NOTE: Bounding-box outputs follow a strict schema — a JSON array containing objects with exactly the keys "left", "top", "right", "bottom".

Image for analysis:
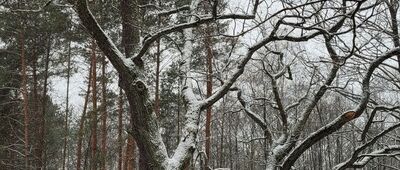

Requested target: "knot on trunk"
[{"left": 135, "top": 81, "right": 147, "bottom": 93}]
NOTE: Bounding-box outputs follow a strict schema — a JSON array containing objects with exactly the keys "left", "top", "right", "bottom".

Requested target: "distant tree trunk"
[
  {"left": 154, "top": 11, "right": 162, "bottom": 117},
  {"left": 177, "top": 87, "right": 181, "bottom": 144},
  {"left": 249, "top": 123, "right": 255, "bottom": 170},
  {"left": 39, "top": 35, "right": 51, "bottom": 170},
  {"left": 20, "top": 31, "right": 30, "bottom": 169},
  {"left": 204, "top": 23, "right": 213, "bottom": 170},
  {"left": 228, "top": 112, "right": 233, "bottom": 169},
  {"left": 117, "top": 88, "right": 123, "bottom": 170},
  {"left": 62, "top": 41, "right": 72, "bottom": 170},
  {"left": 219, "top": 99, "right": 225, "bottom": 167},
  {"left": 31, "top": 51, "right": 40, "bottom": 169},
  {"left": 262, "top": 77, "right": 269, "bottom": 162},
  {"left": 76, "top": 59, "right": 93, "bottom": 170},
  {"left": 100, "top": 54, "right": 108, "bottom": 170},
  {"left": 90, "top": 40, "right": 98, "bottom": 170},
  {"left": 154, "top": 31, "right": 161, "bottom": 117}
]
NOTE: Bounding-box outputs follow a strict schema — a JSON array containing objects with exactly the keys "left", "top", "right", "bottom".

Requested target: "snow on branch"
[
  {"left": 333, "top": 123, "right": 400, "bottom": 170},
  {"left": 167, "top": 0, "right": 202, "bottom": 168},
  {"left": 360, "top": 105, "right": 400, "bottom": 141},
  {"left": 0, "top": 1, "right": 53, "bottom": 13},
  {"left": 71, "top": 1, "right": 170, "bottom": 167},
  {"left": 237, "top": 90, "right": 268, "bottom": 130},
  {"left": 132, "top": 13, "right": 256, "bottom": 61},
  {"left": 155, "top": 5, "right": 190, "bottom": 17},
  {"left": 168, "top": 0, "right": 263, "bottom": 167},
  {"left": 71, "top": 0, "right": 134, "bottom": 76},
  {"left": 0, "top": 5, "right": 10, "bottom": 12},
  {"left": 281, "top": 47, "right": 400, "bottom": 170},
  {"left": 351, "top": 145, "right": 400, "bottom": 167},
  {"left": 261, "top": 61, "right": 290, "bottom": 131},
  {"left": 138, "top": 4, "right": 160, "bottom": 9}
]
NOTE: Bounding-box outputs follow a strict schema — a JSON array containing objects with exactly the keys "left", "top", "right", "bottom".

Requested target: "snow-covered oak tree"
[
  {"left": 64, "top": 0, "right": 400, "bottom": 169},
  {"left": 68, "top": 0, "right": 264, "bottom": 169}
]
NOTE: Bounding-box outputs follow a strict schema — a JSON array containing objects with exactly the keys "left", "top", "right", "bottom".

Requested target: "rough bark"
[
  {"left": 120, "top": 0, "right": 140, "bottom": 167},
  {"left": 120, "top": 0, "right": 139, "bottom": 58},
  {"left": 62, "top": 0, "right": 400, "bottom": 169},
  {"left": 69, "top": 0, "right": 260, "bottom": 169}
]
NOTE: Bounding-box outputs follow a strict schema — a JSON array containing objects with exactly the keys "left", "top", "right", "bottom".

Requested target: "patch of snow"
[{"left": 0, "top": 6, "right": 10, "bottom": 13}]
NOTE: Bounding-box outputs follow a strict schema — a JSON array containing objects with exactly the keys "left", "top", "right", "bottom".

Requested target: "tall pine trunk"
[
  {"left": 90, "top": 40, "right": 98, "bottom": 170},
  {"left": 117, "top": 88, "right": 124, "bottom": 170},
  {"left": 100, "top": 55, "right": 107, "bottom": 170},
  {"left": 31, "top": 52, "right": 40, "bottom": 169},
  {"left": 76, "top": 61, "right": 93, "bottom": 170},
  {"left": 154, "top": 37, "right": 160, "bottom": 117},
  {"left": 154, "top": 14, "right": 161, "bottom": 117},
  {"left": 204, "top": 24, "right": 213, "bottom": 169},
  {"left": 62, "top": 42, "right": 72, "bottom": 170},
  {"left": 39, "top": 35, "right": 51, "bottom": 170},
  {"left": 20, "top": 31, "right": 30, "bottom": 169}
]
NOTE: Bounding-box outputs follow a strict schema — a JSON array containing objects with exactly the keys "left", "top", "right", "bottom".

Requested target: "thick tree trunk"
[
  {"left": 70, "top": 0, "right": 246, "bottom": 169},
  {"left": 120, "top": 0, "right": 139, "bottom": 58},
  {"left": 120, "top": 0, "right": 140, "bottom": 168},
  {"left": 118, "top": 78, "right": 167, "bottom": 169}
]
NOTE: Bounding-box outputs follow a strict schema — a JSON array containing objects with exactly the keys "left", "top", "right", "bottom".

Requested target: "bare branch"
[
  {"left": 237, "top": 90, "right": 267, "bottom": 130},
  {"left": 281, "top": 47, "right": 400, "bottom": 170},
  {"left": 237, "top": 90, "right": 272, "bottom": 145},
  {"left": 352, "top": 146, "right": 400, "bottom": 167},
  {"left": 1, "top": 0, "right": 53, "bottom": 13},
  {"left": 156, "top": 5, "right": 190, "bottom": 17},
  {"left": 334, "top": 123, "right": 400, "bottom": 170},
  {"left": 132, "top": 10, "right": 257, "bottom": 61},
  {"left": 360, "top": 105, "right": 400, "bottom": 141}
]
